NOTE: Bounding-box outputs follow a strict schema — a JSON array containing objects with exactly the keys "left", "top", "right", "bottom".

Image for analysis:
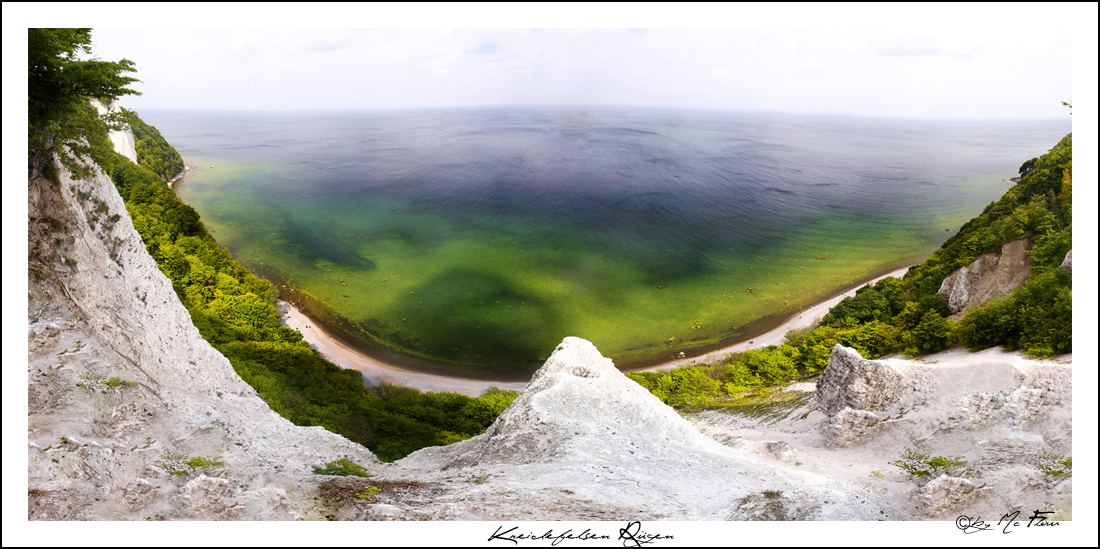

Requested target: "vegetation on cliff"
[
  {"left": 630, "top": 134, "right": 1072, "bottom": 407},
  {"left": 29, "top": 29, "right": 515, "bottom": 462},
  {"left": 28, "top": 28, "right": 140, "bottom": 178},
  {"left": 121, "top": 107, "right": 185, "bottom": 181},
  {"left": 91, "top": 121, "right": 517, "bottom": 461}
]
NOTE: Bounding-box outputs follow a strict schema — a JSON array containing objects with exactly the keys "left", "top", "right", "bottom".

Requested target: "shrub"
[
  {"left": 889, "top": 447, "right": 966, "bottom": 478},
  {"left": 1036, "top": 450, "right": 1072, "bottom": 478},
  {"left": 313, "top": 458, "right": 371, "bottom": 478},
  {"left": 654, "top": 366, "right": 723, "bottom": 407},
  {"left": 901, "top": 311, "right": 954, "bottom": 356}
]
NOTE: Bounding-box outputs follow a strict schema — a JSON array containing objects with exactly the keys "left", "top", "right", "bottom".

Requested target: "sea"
[{"left": 139, "top": 106, "right": 1070, "bottom": 379}]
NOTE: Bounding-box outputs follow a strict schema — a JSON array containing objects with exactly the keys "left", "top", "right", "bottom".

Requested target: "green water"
[
  {"left": 177, "top": 159, "right": 979, "bottom": 378},
  {"left": 154, "top": 108, "right": 1067, "bottom": 379}
]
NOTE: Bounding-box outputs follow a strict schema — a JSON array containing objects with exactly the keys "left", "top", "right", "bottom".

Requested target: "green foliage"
[
  {"left": 628, "top": 347, "right": 803, "bottom": 407},
  {"left": 719, "top": 346, "right": 799, "bottom": 390},
  {"left": 1036, "top": 450, "right": 1072, "bottom": 478},
  {"left": 355, "top": 487, "right": 382, "bottom": 499},
  {"left": 1018, "top": 157, "right": 1038, "bottom": 177},
  {"left": 184, "top": 455, "right": 225, "bottom": 468},
  {"left": 86, "top": 110, "right": 518, "bottom": 463},
  {"left": 122, "top": 107, "right": 185, "bottom": 181},
  {"left": 652, "top": 366, "right": 723, "bottom": 407},
  {"left": 901, "top": 311, "right": 955, "bottom": 357},
  {"left": 313, "top": 458, "right": 371, "bottom": 478},
  {"left": 153, "top": 451, "right": 223, "bottom": 476},
  {"left": 822, "top": 279, "right": 905, "bottom": 326},
  {"left": 28, "top": 28, "right": 140, "bottom": 176},
  {"left": 77, "top": 372, "right": 128, "bottom": 391},
  {"left": 889, "top": 448, "right": 965, "bottom": 478},
  {"left": 781, "top": 326, "right": 812, "bottom": 349},
  {"left": 956, "top": 269, "right": 1071, "bottom": 357}
]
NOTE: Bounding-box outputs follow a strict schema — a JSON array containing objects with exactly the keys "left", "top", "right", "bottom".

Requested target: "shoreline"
[
  {"left": 169, "top": 154, "right": 914, "bottom": 394},
  {"left": 277, "top": 300, "right": 527, "bottom": 396},
  {"left": 167, "top": 163, "right": 192, "bottom": 188},
  {"left": 278, "top": 265, "right": 913, "bottom": 395},
  {"left": 634, "top": 265, "right": 912, "bottom": 372}
]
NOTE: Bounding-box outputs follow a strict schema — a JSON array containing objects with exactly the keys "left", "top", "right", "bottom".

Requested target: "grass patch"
[{"left": 153, "top": 451, "right": 224, "bottom": 476}]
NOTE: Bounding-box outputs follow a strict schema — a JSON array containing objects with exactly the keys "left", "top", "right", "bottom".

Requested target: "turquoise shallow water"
[{"left": 143, "top": 107, "right": 1069, "bottom": 378}]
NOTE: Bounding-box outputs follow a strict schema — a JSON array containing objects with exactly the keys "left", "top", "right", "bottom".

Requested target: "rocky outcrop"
[
  {"left": 812, "top": 345, "right": 911, "bottom": 447},
  {"left": 812, "top": 344, "right": 1070, "bottom": 451},
  {"left": 400, "top": 337, "right": 725, "bottom": 469},
  {"left": 938, "top": 238, "right": 1033, "bottom": 318},
  {"left": 27, "top": 154, "right": 377, "bottom": 520},
  {"left": 813, "top": 345, "right": 906, "bottom": 417},
  {"left": 918, "top": 475, "right": 987, "bottom": 515},
  {"left": 393, "top": 337, "right": 902, "bottom": 520},
  {"left": 89, "top": 98, "right": 138, "bottom": 163},
  {"left": 1061, "top": 249, "right": 1072, "bottom": 276}
]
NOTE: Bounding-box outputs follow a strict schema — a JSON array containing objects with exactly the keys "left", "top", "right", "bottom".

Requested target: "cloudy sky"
[{"left": 17, "top": 4, "right": 1085, "bottom": 119}]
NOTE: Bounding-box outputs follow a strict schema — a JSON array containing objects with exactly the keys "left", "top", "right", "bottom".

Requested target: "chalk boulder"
[{"left": 938, "top": 238, "right": 1033, "bottom": 318}]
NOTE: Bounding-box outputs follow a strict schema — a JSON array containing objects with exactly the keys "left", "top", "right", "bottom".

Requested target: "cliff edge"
[
  {"left": 27, "top": 154, "right": 377, "bottom": 520},
  {"left": 25, "top": 151, "right": 1072, "bottom": 522}
]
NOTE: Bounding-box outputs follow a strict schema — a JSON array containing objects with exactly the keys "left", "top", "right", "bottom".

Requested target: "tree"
[
  {"left": 28, "top": 28, "right": 141, "bottom": 177},
  {"left": 1018, "top": 157, "right": 1038, "bottom": 177}
]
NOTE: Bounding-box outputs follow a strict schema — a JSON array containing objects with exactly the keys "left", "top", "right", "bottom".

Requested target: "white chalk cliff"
[
  {"left": 88, "top": 98, "right": 138, "bottom": 164},
  {"left": 28, "top": 154, "right": 376, "bottom": 520}
]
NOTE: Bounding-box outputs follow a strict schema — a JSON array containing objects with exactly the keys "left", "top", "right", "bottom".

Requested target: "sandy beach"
[
  {"left": 166, "top": 163, "right": 192, "bottom": 188},
  {"left": 278, "top": 301, "right": 528, "bottom": 396},
  {"left": 635, "top": 265, "right": 913, "bottom": 372},
  {"left": 278, "top": 265, "right": 912, "bottom": 395}
]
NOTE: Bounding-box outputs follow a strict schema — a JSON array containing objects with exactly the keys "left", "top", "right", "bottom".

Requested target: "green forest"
[{"left": 628, "top": 135, "right": 1072, "bottom": 408}]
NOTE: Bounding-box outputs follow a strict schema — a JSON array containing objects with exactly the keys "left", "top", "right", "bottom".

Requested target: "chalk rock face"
[
  {"left": 403, "top": 337, "right": 725, "bottom": 469},
  {"left": 820, "top": 407, "right": 884, "bottom": 447},
  {"left": 812, "top": 345, "right": 910, "bottom": 447},
  {"left": 1061, "top": 249, "right": 1072, "bottom": 276},
  {"left": 89, "top": 98, "right": 138, "bottom": 164},
  {"left": 918, "top": 475, "right": 985, "bottom": 515},
  {"left": 938, "top": 238, "right": 1033, "bottom": 318},
  {"left": 397, "top": 337, "right": 901, "bottom": 520},
  {"left": 28, "top": 155, "right": 376, "bottom": 520},
  {"left": 813, "top": 345, "right": 905, "bottom": 417}
]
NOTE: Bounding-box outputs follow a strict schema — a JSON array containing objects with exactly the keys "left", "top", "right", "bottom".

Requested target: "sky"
[
  {"left": 90, "top": 25, "right": 1073, "bottom": 118},
  {"left": 11, "top": 4, "right": 1086, "bottom": 119}
]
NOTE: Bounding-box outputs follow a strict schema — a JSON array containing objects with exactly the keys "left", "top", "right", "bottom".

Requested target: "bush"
[
  {"left": 889, "top": 447, "right": 965, "bottom": 478},
  {"left": 313, "top": 458, "right": 371, "bottom": 478},
  {"left": 1036, "top": 450, "right": 1072, "bottom": 478},
  {"left": 901, "top": 311, "right": 954, "bottom": 356},
  {"left": 653, "top": 366, "right": 723, "bottom": 407}
]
